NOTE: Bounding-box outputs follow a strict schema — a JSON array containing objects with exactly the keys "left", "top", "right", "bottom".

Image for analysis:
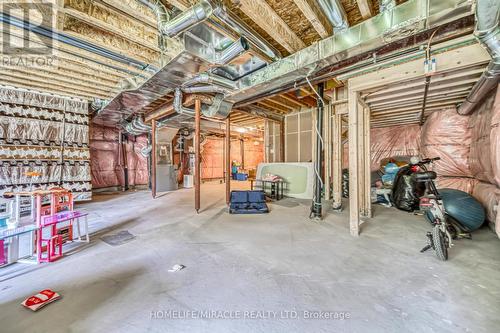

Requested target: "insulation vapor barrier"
[
  {"left": 421, "top": 108, "right": 472, "bottom": 177},
  {"left": 0, "top": 87, "right": 91, "bottom": 200},
  {"left": 435, "top": 177, "right": 478, "bottom": 195},
  {"left": 472, "top": 182, "right": 499, "bottom": 225},
  {"left": 90, "top": 125, "right": 148, "bottom": 189},
  {"left": 468, "top": 88, "right": 497, "bottom": 184},
  {"left": 201, "top": 137, "right": 264, "bottom": 179},
  {"left": 370, "top": 124, "right": 421, "bottom": 171},
  {"left": 342, "top": 124, "right": 421, "bottom": 171},
  {"left": 201, "top": 138, "right": 224, "bottom": 179}
]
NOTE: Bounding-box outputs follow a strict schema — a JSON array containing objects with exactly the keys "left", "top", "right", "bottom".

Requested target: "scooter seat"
[{"left": 412, "top": 171, "right": 437, "bottom": 182}]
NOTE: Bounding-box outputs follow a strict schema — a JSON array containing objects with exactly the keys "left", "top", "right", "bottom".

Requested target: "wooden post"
[
  {"left": 195, "top": 99, "right": 201, "bottom": 213},
  {"left": 280, "top": 119, "right": 285, "bottom": 162},
  {"left": 332, "top": 108, "right": 343, "bottom": 210},
  {"left": 324, "top": 103, "right": 332, "bottom": 201},
  {"left": 264, "top": 120, "right": 269, "bottom": 162},
  {"left": 151, "top": 119, "right": 157, "bottom": 199},
  {"left": 225, "top": 115, "right": 231, "bottom": 204},
  {"left": 357, "top": 100, "right": 365, "bottom": 218},
  {"left": 363, "top": 106, "right": 372, "bottom": 218},
  {"left": 240, "top": 138, "right": 245, "bottom": 170},
  {"left": 348, "top": 90, "right": 360, "bottom": 236}
]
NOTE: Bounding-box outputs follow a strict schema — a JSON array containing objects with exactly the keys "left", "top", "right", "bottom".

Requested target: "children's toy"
[
  {"left": 0, "top": 197, "right": 36, "bottom": 266},
  {"left": 22, "top": 289, "right": 61, "bottom": 311},
  {"left": 35, "top": 188, "right": 89, "bottom": 263},
  {"left": 2, "top": 187, "right": 89, "bottom": 265}
]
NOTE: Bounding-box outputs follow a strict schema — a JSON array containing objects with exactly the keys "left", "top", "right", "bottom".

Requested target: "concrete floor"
[{"left": 1, "top": 181, "right": 499, "bottom": 333}]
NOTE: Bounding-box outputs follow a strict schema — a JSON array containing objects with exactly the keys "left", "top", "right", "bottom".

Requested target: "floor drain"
[{"left": 101, "top": 230, "right": 136, "bottom": 246}]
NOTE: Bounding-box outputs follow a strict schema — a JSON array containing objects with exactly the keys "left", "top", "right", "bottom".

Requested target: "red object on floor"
[
  {"left": 22, "top": 289, "right": 61, "bottom": 311},
  {"left": 0, "top": 240, "right": 5, "bottom": 265}
]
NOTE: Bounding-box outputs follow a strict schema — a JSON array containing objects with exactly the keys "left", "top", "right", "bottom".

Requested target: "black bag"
[
  {"left": 392, "top": 166, "right": 425, "bottom": 212},
  {"left": 342, "top": 169, "right": 349, "bottom": 198}
]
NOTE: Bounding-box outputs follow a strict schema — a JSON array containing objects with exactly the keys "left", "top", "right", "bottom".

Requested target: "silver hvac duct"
[
  {"left": 132, "top": 116, "right": 152, "bottom": 132},
  {"left": 119, "top": 75, "right": 144, "bottom": 91},
  {"left": 173, "top": 88, "right": 232, "bottom": 119},
  {"left": 124, "top": 116, "right": 152, "bottom": 135},
  {"left": 90, "top": 98, "right": 108, "bottom": 113},
  {"left": 125, "top": 122, "right": 145, "bottom": 135},
  {"left": 202, "top": 93, "right": 232, "bottom": 118},
  {"left": 317, "top": 0, "right": 349, "bottom": 33},
  {"left": 457, "top": 0, "right": 500, "bottom": 115},
  {"left": 379, "top": 0, "right": 397, "bottom": 13},
  {"left": 142, "top": 0, "right": 280, "bottom": 61},
  {"left": 155, "top": 0, "right": 214, "bottom": 38},
  {"left": 215, "top": 37, "right": 250, "bottom": 65},
  {"left": 212, "top": 7, "right": 281, "bottom": 61},
  {"left": 182, "top": 72, "right": 238, "bottom": 90},
  {"left": 182, "top": 85, "right": 230, "bottom": 94},
  {"left": 225, "top": 0, "right": 474, "bottom": 105},
  {"left": 174, "top": 88, "right": 196, "bottom": 117},
  {"left": 140, "top": 145, "right": 153, "bottom": 157}
]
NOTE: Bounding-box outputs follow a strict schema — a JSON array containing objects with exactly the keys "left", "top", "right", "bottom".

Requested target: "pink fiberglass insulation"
[
  {"left": 201, "top": 138, "right": 224, "bottom": 179},
  {"left": 468, "top": 88, "right": 497, "bottom": 184},
  {"left": 90, "top": 125, "right": 149, "bottom": 189},
  {"left": 342, "top": 125, "right": 420, "bottom": 170},
  {"left": 90, "top": 140, "right": 120, "bottom": 189},
  {"left": 472, "top": 182, "right": 499, "bottom": 224},
  {"left": 370, "top": 124, "right": 421, "bottom": 171},
  {"left": 200, "top": 137, "right": 264, "bottom": 179},
  {"left": 122, "top": 134, "right": 148, "bottom": 186},
  {"left": 342, "top": 124, "right": 420, "bottom": 170},
  {"left": 490, "top": 85, "right": 500, "bottom": 187},
  {"left": 243, "top": 139, "right": 265, "bottom": 171},
  {"left": 496, "top": 211, "right": 500, "bottom": 238},
  {"left": 492, "top": 126, "right": 500, "bottom": 187},
  {"left": 421, "top": 108, "right": 472, "bottom": 177},
  {"left": 435, "top": 177, "right": 478, "bottom": 194}
]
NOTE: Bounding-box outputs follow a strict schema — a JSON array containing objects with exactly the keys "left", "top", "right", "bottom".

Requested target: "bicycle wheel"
[{"left": 432, "top": 225, "right": 448, "bottom": 261}]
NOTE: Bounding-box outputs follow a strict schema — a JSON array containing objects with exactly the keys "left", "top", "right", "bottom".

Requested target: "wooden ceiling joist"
[
  {"left": 98, "top": 0, "right": 158, "bottom": 27},
  {"left": 292, "top": 0, "right": 333, "bottom": 38},
  {"left": 256, "top": 100, "right": 293, "bottom": 114},
  {"left": 0, "top": 67, "right": 117, "bottom": 96},
  {"left": 268, "top": 95, "right": 303, "bottom": 110},
  {"left": 164, "top": 0, "right": 190, "bottom": 11},
  {"left": 371, "top": 119, "right": 420, "bottom": 128},
  {"left": 286, "top": 92, "right": 317, "bottom": 108},
  {"left": 370, "top": 95, "right": 467, "bottom": 112},
  {"left": 371, "top": 105, "right": 456, "bottom": 118},
  {"left": 234, "top": 119, "right": 265, "bottom": 127},
  {"left": 364, "top": 66, "right": 485, "bottom": 99},
  {"left": 368, "top": 89, "right": 471, "bottom": 108},
  {"left": 3, "top": 28, "right": 145, "bottom": 78},
  {"left": 356, "top": 0, "right": 374, "bottom": 19},
  {"left": 1, "top": 77, "right": 105, "bottom": 101},
  {"left": 60, "top": 1, "right": 160, "bottom": 52},
  {"left": 0, "top": 70, "right": 111, "bottom": 97},
  {"left": 281, "top": 93, "right": 312, "bottom": 107},
  {"left": 0, "top": 65, "right": 118, "bottom": 91},
  {"left": 236, "top": 0, "right": 306, "bottom": 53},
  {"left": 365, "top": 79, "right": 477, "bottom": 104}
]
